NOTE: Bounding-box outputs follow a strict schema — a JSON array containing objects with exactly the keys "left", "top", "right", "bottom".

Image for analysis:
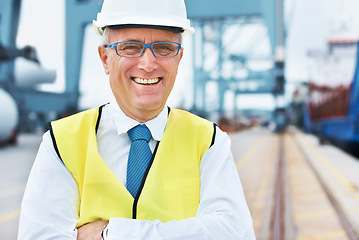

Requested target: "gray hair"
[{"left": 101, "top": 27, "right": 110, "bottom": 45}]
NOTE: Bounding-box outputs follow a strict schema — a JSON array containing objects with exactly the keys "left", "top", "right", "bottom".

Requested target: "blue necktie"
[{"left": 126, "top": 124, "right": 152, "bottom": 198}]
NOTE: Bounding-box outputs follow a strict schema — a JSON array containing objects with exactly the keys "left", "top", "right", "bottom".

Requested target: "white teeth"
[{"left": 133, "top": 78, "right": 160, "bottom": 85}]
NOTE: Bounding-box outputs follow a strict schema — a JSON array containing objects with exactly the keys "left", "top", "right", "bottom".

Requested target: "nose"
[{"left": 138, "top": 47, "right": 157, "bottom": 72}]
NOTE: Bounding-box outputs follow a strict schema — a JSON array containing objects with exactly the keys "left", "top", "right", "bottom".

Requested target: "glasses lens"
[
  {"left": 116, "top": 42, "right": 144, "bottom": 57},
  {"left": 153, "top": 43, "right": 179, "bottom": 57}
]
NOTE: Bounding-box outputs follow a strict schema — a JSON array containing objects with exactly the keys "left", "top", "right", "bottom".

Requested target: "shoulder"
[
  {"left": 50, "top": 105, "right": 105, "bottom": 132},
  {"left": 54, "top": 106, "right": 102, "bottom": 124},
  {"left": 168, "top": 108, "right": 217, "bottom": 147},
  {"left": 170, "top": 109, "right": 232, "bottom": 148},
  {"left": 169, "top": 108, "right": 213, "bottom": 127}
]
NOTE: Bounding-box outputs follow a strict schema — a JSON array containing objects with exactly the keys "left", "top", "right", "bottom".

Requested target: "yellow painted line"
[
  {"left": 0, "top": 185, "right": 26, "bottom": 198},
  {"left": 349, "top": 205, "right": 359, "bottom": 212},
  {"left": 248, "top": 201, "right": 266, "bottom": 210},
  {"left": 298, "top": 134, "right": 359, "bottom": 200},
  {"left": 294, "top": 193, "right": 327, "bottom": 202},
  {"left": 295, "top": 209, "right": 335, "bottom": 221},
  {"left": 244, "top": 190, "right": 268, "bottom": 200},
  {"left": 242, "top": 181, "right": 272, "bottom": 191},
  {"left": 236, "top": 133, "right": 269, "bottom": 170},
  {"left": 0, "top": 210, "right": 21, "bottom": 223},
  {"left": 252, "top": 217, "right": 263, "bottom": 229},
  {"left": 297, "top": 230, "right": 346, "bottom": 240}
]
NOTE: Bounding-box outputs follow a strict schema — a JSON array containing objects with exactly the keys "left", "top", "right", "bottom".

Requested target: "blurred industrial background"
[
  {"left": 1, "top": 0, "right": 359, "bottom": 239},
  {"left": 1, "top": 0, "right": 288, "bottom": 140},
  {"left": 2, "top": 0, "right": 359, "bottom": 146},
  {"left": 0, "top": 0, "right": 357, "bottom": 143}
]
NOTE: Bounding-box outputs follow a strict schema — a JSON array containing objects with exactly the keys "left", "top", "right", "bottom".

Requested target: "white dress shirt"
[{"left": 18, "top": 100, "right": 255, "bottom": 240}]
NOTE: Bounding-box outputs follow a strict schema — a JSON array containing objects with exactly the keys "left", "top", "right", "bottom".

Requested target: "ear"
[
  {"left": 178, "top": 47, "right": 184, "bottom": 63},
  {"left": 98, "top": 46, "right": 110, "bottom": 75}
]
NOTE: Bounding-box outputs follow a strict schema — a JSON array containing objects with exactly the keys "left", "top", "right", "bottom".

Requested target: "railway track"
[{"left": 234, "top": 129, "right": 359, "bottom": 240}]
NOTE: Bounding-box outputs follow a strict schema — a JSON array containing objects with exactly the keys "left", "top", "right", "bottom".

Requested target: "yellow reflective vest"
[{"left": 50, "top": 106, "right": 215, "bottom": 227}]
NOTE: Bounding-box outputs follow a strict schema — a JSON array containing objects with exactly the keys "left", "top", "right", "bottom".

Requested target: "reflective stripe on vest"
[{"left": 50, "top": 106, "right": 215, "bottom": 227}]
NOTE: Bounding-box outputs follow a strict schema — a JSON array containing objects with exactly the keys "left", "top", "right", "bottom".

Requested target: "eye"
[
  {"left": 153, "top": 43, "right": 178, "bottom": 57},
  {"left": 119, "top": 43, "right": 142, "bottom": 51},
  {"left": 155, "top": 44, "right": 174, "bottom": 51},
  {"left": 116, "top": 42, "right": 144, "bottom": 56}
]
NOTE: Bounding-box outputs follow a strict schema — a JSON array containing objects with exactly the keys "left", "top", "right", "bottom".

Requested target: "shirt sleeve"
[
  {"left": 105, "top": 127, "right": 256, "bottom": 240},
  {"left": 18, "top": 131, "right": 79, "bottom": 240}
]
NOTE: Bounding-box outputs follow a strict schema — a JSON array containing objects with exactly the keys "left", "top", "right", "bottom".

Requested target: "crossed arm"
[{"left": 77, "top": 221, "right": 108, "bottom": 240}]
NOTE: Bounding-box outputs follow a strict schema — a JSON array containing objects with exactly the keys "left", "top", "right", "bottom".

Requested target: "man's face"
[{"left": 98, "top": 27, "right": 183, "bottom": 122}]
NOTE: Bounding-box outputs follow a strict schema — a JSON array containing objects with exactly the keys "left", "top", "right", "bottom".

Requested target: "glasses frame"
[{"left": 104, "top": 41, "right": 182, "bottom": 58}]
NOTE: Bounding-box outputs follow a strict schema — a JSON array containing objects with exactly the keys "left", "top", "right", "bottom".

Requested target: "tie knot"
[{"left": 128, "top": 124, "right": 152, "bottom": 143}]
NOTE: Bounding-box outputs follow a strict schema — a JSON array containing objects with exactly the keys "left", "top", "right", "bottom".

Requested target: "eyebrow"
[
  {"left": 125, "top": 39, "right": 142, "bottom": 43},
  {"left": 123, "top": 39, "right": 177, "bottom": 43}
]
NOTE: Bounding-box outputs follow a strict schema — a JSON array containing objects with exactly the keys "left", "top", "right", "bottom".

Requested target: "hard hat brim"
[
  {"left": 93, "top": 16, "right": 195, "bottom": 36},
  {"left": 109, "top": 24, "right": 184, "bottom": 33}
]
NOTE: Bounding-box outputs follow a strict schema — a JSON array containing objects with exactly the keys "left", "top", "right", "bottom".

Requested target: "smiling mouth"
[{"left": 132, "top": 77, "right": 162, "bottom": 85}]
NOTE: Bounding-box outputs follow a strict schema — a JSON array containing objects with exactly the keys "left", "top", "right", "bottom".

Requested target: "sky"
[
  {"left": 285, "top": 0, "right": 359, "bottom": 81},
  {"left": 15, "top": 0, "right": 359, "bottom": 112}
]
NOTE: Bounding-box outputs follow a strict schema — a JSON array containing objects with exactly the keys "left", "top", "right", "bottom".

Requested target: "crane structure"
[
  {"left": 186, "top": 0, "right": 285, "bottom": 116},
  {"left": 0, "top": 0, "right": 285, "bottom": 135},
  {"left": 0, "top": 0, "right": 71, "bottom": 133}
]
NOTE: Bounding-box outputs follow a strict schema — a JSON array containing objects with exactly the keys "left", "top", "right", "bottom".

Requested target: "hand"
[{"left": 77, "top": 220, "right": 109, "bottom": 240}]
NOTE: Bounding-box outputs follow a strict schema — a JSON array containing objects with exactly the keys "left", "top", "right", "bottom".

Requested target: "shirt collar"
[{"left": 108, "top": 98, "right": 168, "bottom": 142}]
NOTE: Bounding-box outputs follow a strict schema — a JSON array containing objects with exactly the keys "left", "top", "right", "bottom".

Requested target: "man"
[{"left": 18, "top": 0, "right": 255, "bottom": 239}]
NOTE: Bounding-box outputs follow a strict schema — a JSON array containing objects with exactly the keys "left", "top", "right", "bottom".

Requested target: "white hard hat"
[{"left": 93, "top": 0, "right": 195, "bottom": 36}]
